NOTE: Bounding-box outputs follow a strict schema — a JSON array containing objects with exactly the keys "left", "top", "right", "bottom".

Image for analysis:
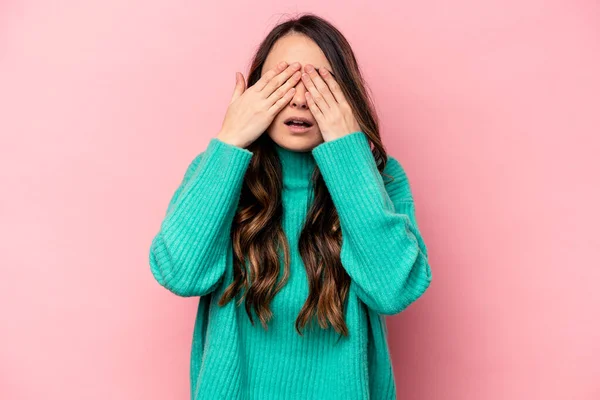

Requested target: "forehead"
[{"left": 262, "top": 33, "right": 332, "bottom": 75}]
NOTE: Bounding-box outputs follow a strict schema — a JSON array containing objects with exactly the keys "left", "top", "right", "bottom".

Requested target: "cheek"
[{"left": 265, "top": 117, "right": 282, "bottom": 136}]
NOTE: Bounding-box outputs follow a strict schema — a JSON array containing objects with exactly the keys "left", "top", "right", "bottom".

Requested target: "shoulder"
[
  {"left": 382, "top": 154, "right": 414, "bottom": 201},
  {"left": 382, "top": 154, "right": 406, "bottom": 178},
  {"left": 189, "top": 152, "right": 204, "bottom": 170}
]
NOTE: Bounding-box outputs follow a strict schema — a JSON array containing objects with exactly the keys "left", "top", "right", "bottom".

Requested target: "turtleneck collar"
[{"left": 273, "top": 142, "right": 317, "bottom": 189}]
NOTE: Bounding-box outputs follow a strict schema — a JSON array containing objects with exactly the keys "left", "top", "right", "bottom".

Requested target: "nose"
[{"left": 289, "top": 80, "right": 308, "bottom": 109}]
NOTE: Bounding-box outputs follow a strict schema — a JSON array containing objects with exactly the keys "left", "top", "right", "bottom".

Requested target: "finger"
[
  {"left": 265, "top": 70, "right": 302, "bottom": 106},
  {"left": 261, "top": 61, "right": 302, "bottom": 99},
  {"left": 305, "top": 91, "right": 324, "bottom": 123},
  {"left": 230, "top": 72, "right": 246, "bottom": 104},
  {"left": 304, "top": 65, "right": 337, "bottom": 107},
  {"left": 253, "top": 61, "right": 289, "bottom": 92},
  {"left": 317, "top": 67, "right": 347, "bottom": 105},
  {"left": 268, "top": 87, "right": 296, "bottom": 115},
  {"left": 301, "top": 70, "right": 330, "bottom": 111}
]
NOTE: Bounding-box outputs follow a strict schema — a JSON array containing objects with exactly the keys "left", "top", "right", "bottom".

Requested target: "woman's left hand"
[{"left": 301, "top": 64, "right": 362, "bottom": 142}]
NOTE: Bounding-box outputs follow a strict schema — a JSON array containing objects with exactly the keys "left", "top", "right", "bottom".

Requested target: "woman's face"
[{"left": 261, "top": 33, "right": 333, "bottom": 152}]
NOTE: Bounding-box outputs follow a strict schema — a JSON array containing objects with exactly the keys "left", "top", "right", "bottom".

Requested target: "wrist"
[{"left": 216, "top": 131, "right": 247, "bottom": 149}]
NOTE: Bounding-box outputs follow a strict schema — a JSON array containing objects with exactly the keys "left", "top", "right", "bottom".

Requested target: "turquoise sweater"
[{"left": 149, "top": 131, "right": 432, "bottom": 399}]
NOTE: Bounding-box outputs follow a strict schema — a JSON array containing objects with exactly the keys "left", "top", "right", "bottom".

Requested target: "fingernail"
[
  {"left": 305, "top": 65, "right": 314, "bottom": 72},
  {"left": 278, "top": 61, "right": 287, "bottom": 68}
]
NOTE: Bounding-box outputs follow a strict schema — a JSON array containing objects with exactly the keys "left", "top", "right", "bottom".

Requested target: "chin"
[{"left": 267, "top": 128, "right": 323, "bottom": 151}]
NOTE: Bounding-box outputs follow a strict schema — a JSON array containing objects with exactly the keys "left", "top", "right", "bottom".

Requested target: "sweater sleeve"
[
  {"left": 149, "top": 137, "right": 253, "bottom": 297},
  {"left": 311, "top": 131, "right": 432, "bottom": 315}
]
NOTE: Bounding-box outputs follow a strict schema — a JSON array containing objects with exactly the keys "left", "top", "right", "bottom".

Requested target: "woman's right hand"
[{"left": 217, "top": 61, "right": 303, "bottom": 148}]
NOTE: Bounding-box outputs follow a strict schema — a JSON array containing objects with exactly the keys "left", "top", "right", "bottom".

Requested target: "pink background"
[{"left": 1, "top": 1, "right": 599, "bottom": 399}]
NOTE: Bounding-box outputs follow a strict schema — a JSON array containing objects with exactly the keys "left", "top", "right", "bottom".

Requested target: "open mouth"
[
  {"left": 283, "top": 116, "right": 315, "bottom": 128},
  {"left": 284, "top": 120, "right": 313, "bottom": 128}
]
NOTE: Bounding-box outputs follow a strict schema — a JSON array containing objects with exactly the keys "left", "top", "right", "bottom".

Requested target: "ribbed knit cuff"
[
  {"left": 201, "top": 137, "right": 253, "bottom": 173},
  {"left": 176, "top": 137, "right": 253, "bottom": 207}
]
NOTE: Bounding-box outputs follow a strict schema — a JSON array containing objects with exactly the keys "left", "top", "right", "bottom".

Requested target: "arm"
[
  {"left": 149, "top": 137, "right": 253, "bottom": 297},
  {"left": 311, "top": 131, "right": 432, "bottom": 315}
]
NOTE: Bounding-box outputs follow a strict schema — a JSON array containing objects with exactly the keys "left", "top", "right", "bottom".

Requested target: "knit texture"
[{"left": 149, "top": 131, "right": 432, "bottom": 400}]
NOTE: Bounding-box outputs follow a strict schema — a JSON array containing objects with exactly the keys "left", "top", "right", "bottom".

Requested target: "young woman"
[{"left": 149, "top": 13, "right": 432, "bottom": 400}]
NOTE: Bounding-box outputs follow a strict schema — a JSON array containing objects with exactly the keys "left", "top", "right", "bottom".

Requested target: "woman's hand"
[
  {"left": 301, "top": 64, "right": 362, "bottom": 142},
  {"left": 217, "top": 61, "right": 303, "bottom": 148}
]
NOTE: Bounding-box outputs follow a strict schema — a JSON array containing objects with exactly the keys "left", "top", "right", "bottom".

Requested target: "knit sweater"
[{"left": 149, "top": 130, "right": 432, "bottom": 400}]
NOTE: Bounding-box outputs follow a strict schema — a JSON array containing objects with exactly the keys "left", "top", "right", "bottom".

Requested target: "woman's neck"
[{"left": 273, "top": 142, "right": 317, "bottom": 190}]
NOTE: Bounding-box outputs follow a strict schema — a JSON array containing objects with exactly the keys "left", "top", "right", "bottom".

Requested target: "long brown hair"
[{"left": 217, "top": 13, "right": 390, "bottom": 337}]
